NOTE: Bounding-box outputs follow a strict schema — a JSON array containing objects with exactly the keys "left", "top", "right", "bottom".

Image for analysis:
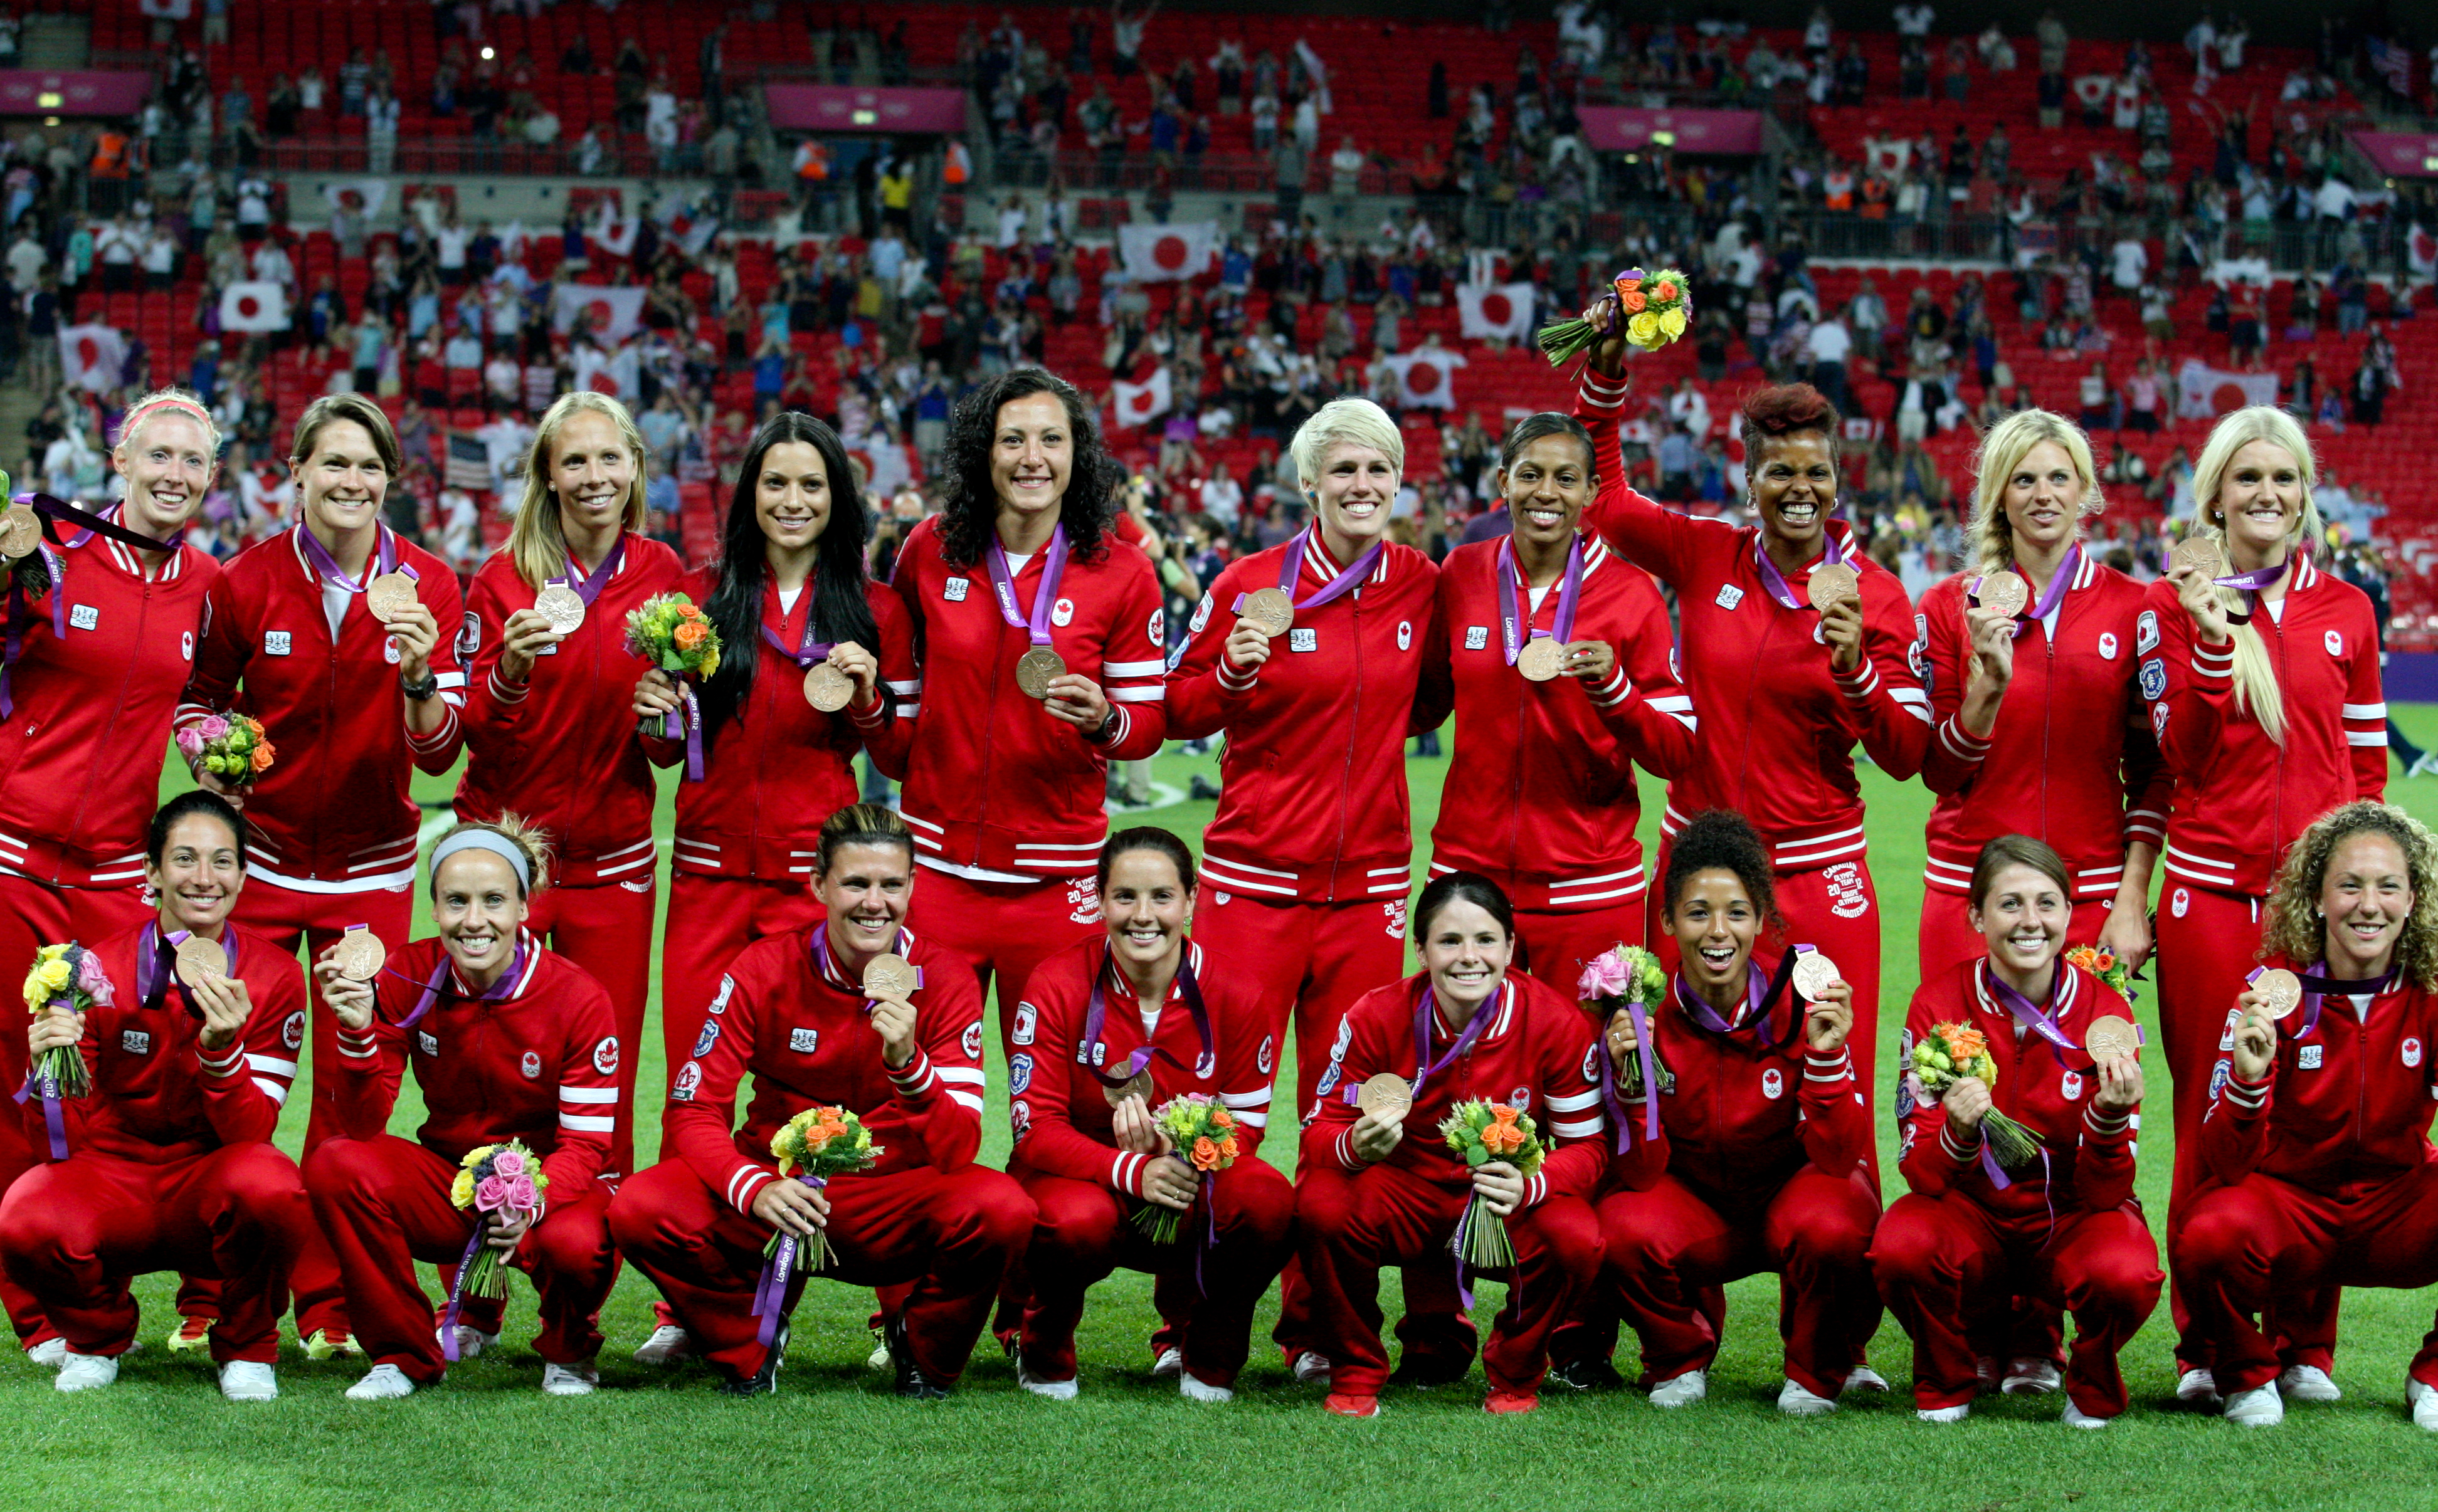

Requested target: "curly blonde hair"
[
  {"left": 2259, "top": 801, "right": 2438, "bottom": 991},
  {"left": 1966, "top": 409, "right": 2104, "bottom": 575}
]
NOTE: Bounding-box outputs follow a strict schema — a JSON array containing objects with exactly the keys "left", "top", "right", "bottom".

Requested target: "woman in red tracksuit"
[
  {"left": 1415, "top": 412, "right": 1697, "bottom": 992},
  {"left": 456, "top": 391, "right": 684, "bottom": 1182},
  {"left": 0, "top": 791, "right": 315, "bottom": 1400},
  {"left": 1004, "top": 828, "right": 1292, "bottom": 1402},
  {"left": 0, "top": 389, "right": 222, "bottom": 1355},
  {"left": 2172, "top": 801, "right": 2438, "bottom": 1429},
  {"left": 2143, "top": 406, "right": 2383, "bottom": 1399},
  {"left": 1573, "top": 325, "right": 1928, "bottom": 1106},
  {"left": 181, "top": 391, "right": 467, "bottom": 1356},
  {"left": 305, "top": 817, "right": 623, "bottom": 1400},
  {"left": 1917, "top": 409, "right": 2166, "bottom": 984},
  {"left": 608, "top": 805, "right": 1033, "bottom": 1399},
  {"left": 635, "top": 412, "right": 914, "bottom": 1067},
  {"left": 1554, "top": 808, "right": 1880, "bottom": 1412},
  {"left": 884, "top": 369, "right": 1168, "bottom": 1016},
  {"left": 1296, "top": 871, "right": 1608, "bottom": 1418},
  {"left": 1874, "top": 834, "right": 2161, "bottom": 1425}
]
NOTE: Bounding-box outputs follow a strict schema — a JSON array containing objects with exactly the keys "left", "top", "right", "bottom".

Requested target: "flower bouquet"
[
  {"left": 19, "top": 942, "right": 109, "bottom": 1099},
  {"left": 2063, "top": 944, "right": 2133, "bottom": 1000},
  {"left": 625, "top": 592, "right": 723, "bottom": 777},
  {"left": 1133, "top": 1093, "right": 1238, "bottom": 1244},
  {"left": 1537, "top": 267, "right": 1692, "bottom": 366},
  {"left": 177, "top": 712, "right": 275, "bottom": 789},
  {"left": 448, "top": 1140, "right": 550, "bottom": 1299},
  {"left": 766, "top": 1105, "right": 882, "bottom": 1274},
  {"left": 1910, "top": 1022, "right": 2040, "bottom": 1169},
  {"left": 1579, "top": 943, "right": 1674, "bottom": 1101},
  {"left": 1440, "top": 1100, "right": 1545, "bottom": 1271}
]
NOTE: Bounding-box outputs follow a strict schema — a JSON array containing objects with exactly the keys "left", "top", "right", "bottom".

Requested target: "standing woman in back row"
[
  {"left": 1573, "top": 312, "right": 1930, "bottom": 1105},
  {"left": 455, "top": 391, "right": 685, "bottom": 1180}
]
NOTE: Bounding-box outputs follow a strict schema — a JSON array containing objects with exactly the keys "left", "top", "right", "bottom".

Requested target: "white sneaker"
[
  {"left": 1842, "top": 1364, "right": 1889, "bottom": 1395},
  {"left": 1017, "top": 1362, "right": 1079, "bottom": 1400},
  {"left": 541, "top": 1361, "right": 599, "bottom": 1396},
  {"left": 1918, "top": 1402, "right": 1970, "bottom": 1422},
  {"left": 345, "top": 1363, "right": 420, "bottom": 1401},
  {"left": 2409, "top": 1377, "right": 2438, "bottom": 1431},
  {"left": 2277, "top": 1364, "right": 2341, "bottom": 1402},
  {"left": 2223, "top": 1383, "right": 2284, "bottom": 1425},
  {"left": 1179, "top": 1372, "right": 1233, "bottom": 1403},
  {"left": 2002, "top": 1357, "right": 2064, "bottom": 1395},
  {"left": 25, "top": 1338, "right": 65, "bottom": 1368},
  {"left": 1151, "top": 1346, "right": 1184, "bottom": 1378},
  {"left": 218, "top": 1360, "right": 278, "bottom": 1402},
  {"left": 438, "top": 1325, "right": 498, "bottom": 1359},
  {"left": 2062, "top": 1399, "right": 2111, "bottom": 1428},
  {"left": 1778, "top": 1377, "right": 1838, "bottom": 1416},
  {"left": 2177, "top": 1367, "right": 2222, "bottom": 1405},
  {"left": 1290, "top": 1350, "right": 1333, "bottom": 1385},
  {"left": 867, "top": 1336, "right": 892, "bottom": 1371},
  {"left": 1648, "top": 1368, "right": 1707, "bottom": 1408},
  {"left": 1973, "top": 1355, "right": 2000, "bottom": 1394},
  {"left": 2410, "top": 751, "right": 2438, "bottom": 778},
  {"left": 632, "top": 1324, "right": 692, "bottom": 1367},
  {"left": 54, "top": 1352, "right": 117, "bottom": 1392}
]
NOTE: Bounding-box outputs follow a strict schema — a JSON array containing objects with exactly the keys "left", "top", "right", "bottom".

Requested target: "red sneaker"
[
  {"left": 1484, "top": 1389, "right": 1539, "bottom": 1415},
  {"left": 1323, "top": 1392, "right": 1380, "bottom": 1418}
]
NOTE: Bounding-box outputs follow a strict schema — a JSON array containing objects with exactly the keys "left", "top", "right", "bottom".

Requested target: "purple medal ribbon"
[
  {"left": 1980, "top": 960, "right": 2087, "bottom": 1062},
  {"left": 2249, "top": 960, "right": 2397, "bottom": 1042},
  {"left": 1231, "top": 526, "right": 1385, "bottom": 619},
  {"left": 438, "top": 1225, "right": 487, "bottom": 1360},
  {"left": 751, "top": 1173, "right": 826, "bottom": 1348},
  {"left": 2, "top": 496, "right": 184, "bottom": 717},
  {"left": 809, "top": 925, "right": 923, "bottom": 1012},
  {"left": 137, "top": 923, "right": 238, "bottom": 1019},
  {"left": 1079, "top": 947, "right": 1215, "bottom": 1087},
  {"left": 1495, "top": 532, "right": 1585, "bottom": 668},
  {"left": 551, "top": 535, "right": 628, "bottom": 614},
  {"left": 983, "top": 523, "right": 1070, "bottom": 651},
  {"left": 1594, "top": 987, "right": 1665, "bottom": 1151},
  {"left": 759, "top": 593, "right": 834, "bottom": 670},
  {"left": 1672, "top": 949, "right": 1810, "bottom": 1047},
  {"left": 1750, "top": 528, "right": 1850, "bottom": 612},
  {"left": 1973, "top": 543, "right": 2081, "bottom": 639},
  {"left": 296, "top": 520, "right": 402, "bottom": 596},
  {"left": 2211, "top": 554, "right": 2289, "bottom": 628},
  {"left": 1410, "top": 979, "right": 1505, "bottom": 1095},
  {"left": 11, "top": 1007, "right": 72, "bottom": 1159},
  {"left": 395, "top": 932, "right": 531, "bottom": 1031}
]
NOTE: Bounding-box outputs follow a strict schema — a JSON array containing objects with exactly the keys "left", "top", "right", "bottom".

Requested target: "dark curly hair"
[
  {"left": 935, "top": 369, "right": 1119, "bottom": 567},
  {"left": 1738, "top": 382, "right": 1841, "bottom": 466},
  {"left": 1662, "top": 809, "right": 1783, "bottom": 934}
]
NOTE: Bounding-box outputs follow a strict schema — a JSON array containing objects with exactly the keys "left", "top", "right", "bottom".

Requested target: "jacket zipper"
[
  {"left": 66, "top": 576, "right": 150, "bottom": 855},
  {"left": 1327, "top": 586, "right": 1364, "bottom": 900}
]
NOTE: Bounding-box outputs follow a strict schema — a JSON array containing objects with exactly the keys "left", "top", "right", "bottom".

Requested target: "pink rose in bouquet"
[
  {"left": 492, "top": 1148, "right": 527, "bottom": 1179},
  {"left": 176, "top": 728, "right": 206, "bottom": 759},
  {"left": 475, "top": 1173, "right": 512, "bottom": 1211},
  {"left": 198, "top": 715, "right": 231, "bottom": 741}
]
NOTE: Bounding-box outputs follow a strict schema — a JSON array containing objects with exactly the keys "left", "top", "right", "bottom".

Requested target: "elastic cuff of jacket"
[
  {"left": 1803, "top": 1051, "right": 1852, "bottom": 1083},
  {"left": 1588, "top": 668, "right": 1631, "bottom": 707},
  {"left": 196, "top": 1046, "right": 244, "bottom": 1078}
]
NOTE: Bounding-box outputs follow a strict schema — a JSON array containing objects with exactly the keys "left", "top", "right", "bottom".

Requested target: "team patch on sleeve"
[{"left": 961, "top": 1021, "right": 984, "bottom": 1059}]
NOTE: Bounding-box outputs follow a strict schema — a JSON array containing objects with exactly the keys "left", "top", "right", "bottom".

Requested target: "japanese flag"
[
  {"left": 1457, "top": 282, "right": 1536, "bottom": 343},
  {"left": 574, "top": 345, "right": 640, "bottom": 399},
  {"left": 58, "top": 323, "right": 126, "bottom": 393},
  {"left": 1112, "top": 366, "right": 1172, "bottom": 428},
  {"left": 321, "top": 179, "right": 389, "bottom": 221},
  {"left": 1118, "top": 221, "right": 1216, "bottom": 283},
  {"left": 2412, "top": 223, "right": 2436, "bottom": 281},
  {"left": 219, "top": 281, "right": 290, "bottom": 332},
  {"left": 1385, "top": 350, "right": 1466, "bottom": 410},
  {"left": 553, "top": 284, "right": 647, "bottom": 344}
]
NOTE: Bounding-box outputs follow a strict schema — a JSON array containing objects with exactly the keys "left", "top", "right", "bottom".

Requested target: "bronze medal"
[
  {"left": 804, "top": 661, "right": 855, "bottom": 713},
  {"left": 861, "top": 952, "right": 919, "bottom": 1002},
  {"left": 2172, "top": 537, "right": 2225, "bottom": 580},
  {"left": 2254, "top": 967, "right": 2304, "bottom": 1021},
  {"left": 366, "top": 571, "right": 420, "bottom": 622},
  {"left": 0, "top": 502, "right": 40, "bottom": 560},
  {"left": 1806, "top": 563, "right": 1859, "bottom": 612},
  {"left": 1240, "top": 587, "right": 1296, "bottom": 638},
  {"left": 1975, "top": 569, "right": 2030, "bottom": 620},
  {"left": 1103, "top": 1069, "right": 1155, "bottom": 1108},
  {"left": 1516, "top": 638, "right": 1568, "bottom": 683},
  {"left": 1015, "top": 646, "right": 1066, "bottom": 700},
  {"left": 331, "top": 930, "right": 386, "bottom": 984},
  {"left": 173, "top": 934, "right": 228, "bottom": 989},
  {"left": 2082, "top": 1014, "right": 2141, "bottom": 1062},
  {"left": 1356, "top": 1072, "right": 1414, "bottom": 1122},
  {"left": 533, "top": 583, "right": 587, "bottom": 634},
  {"left": 1791, "top": 952, "right": 1843, "bottom": 1002}
]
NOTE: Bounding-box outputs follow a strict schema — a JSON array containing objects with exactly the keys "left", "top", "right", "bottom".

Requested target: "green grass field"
[{"left": 20, "top": 714, "right": 2438, "bottom": 1510}]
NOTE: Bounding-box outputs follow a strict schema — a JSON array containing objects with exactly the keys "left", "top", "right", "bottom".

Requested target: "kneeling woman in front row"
[
  {"left": 1297, "top": 871, "right": 1608, "bottom": 1417},
  {"left": 1558, "top": 808, "right": 1882, "bottom": 1415},
  {"left": 308, "top": 819, "right": 623, "bottom": 1399},
  {"left": 2174, "top": 801, "right": 2438, "bottom": 1430},
  {"left": 610, "top": 805, "right": 1033, "bottom": 1398},
  {"left": 1874, "top": 834, "right": 2160, "bottom": 1425},
  {"left": 1004, "top": 827, "right": 1294, "bottom": 1402}
]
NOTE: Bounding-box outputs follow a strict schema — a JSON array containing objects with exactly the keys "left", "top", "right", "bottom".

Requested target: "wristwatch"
[
  {"left": 399, "top": 669, "right": 440, "bottom": 701},
  {"left": 1087, "top": 706, "right": 1122, "bottom": 743}
]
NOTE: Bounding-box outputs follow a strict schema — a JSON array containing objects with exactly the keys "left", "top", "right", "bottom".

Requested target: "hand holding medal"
[
  {"left": 1349, "top": 1073, "right": 1413, "bottom": 1162},
  {"left": 1808, "top": 564, "right": 1866, "bottom": 673},
  {"left": 2168, "top": 534, "right": 2235, "bottom": 640},
  {"left": 1792, "top": 952, "right": 1855, "bottom": 1055}
]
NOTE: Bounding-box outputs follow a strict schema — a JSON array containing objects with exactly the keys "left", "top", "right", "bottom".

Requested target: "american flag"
[{"left": 2365, "top": 37, "right": 2414, "bottom": 98}]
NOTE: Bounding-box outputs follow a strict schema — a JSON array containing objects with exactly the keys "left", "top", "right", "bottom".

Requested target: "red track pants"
[
  {"left": 1915, "top": 890, "right": 2116, "bottom": 988},
  {"left": 1874, "top": 1192, "right": 2162, "bottom": 1416},
  {"left": 609, "top": 1157, "right": 1034, "bottom": 1387},
  {"left": 909, "top": 868, "right": 1104, "bottom": 1022},
  {"left": 658, "top": 873, "right": 823, "bottom": 1079},
  {"left": 1512, "top": 897, "right": 1649, "bottom": 1005},
  {"left": 523, "top": 879, "right": 657, "bottom": 1181},
  {"left": 302, "top": 1133, "right": 616, "bottom": 1382}
]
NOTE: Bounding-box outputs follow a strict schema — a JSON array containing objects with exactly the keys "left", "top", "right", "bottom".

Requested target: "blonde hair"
[
  {"left": 1966, "top": 408, "right": 2103, "bottom": 575},
  {"left": 113, "top": 387, "right": 223, "bottom": 460},
  {"left": 1291, "top": 397, "right": 1405, "bottom": 490},
  {"left": 426, "top": 814, "right": 554, "bottom": 897},
  {"left": 505, "top": 391, "right": 652, "bottom": 591},
  {"left": 2259, "top": 801, "right": 2438, "bottom": 992},
  {"left": 2192, "top": 406, "right": 2325, "bottom": 746}
]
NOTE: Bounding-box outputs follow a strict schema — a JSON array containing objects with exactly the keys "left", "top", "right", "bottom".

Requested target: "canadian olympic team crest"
[
  {"left": 282, "top": 1011, "right": 307, "bottom": 1051},
  {"left": 1257, "top": 1035, "right": 1275, "bottom": 1076},
  {"left": 593, "top": 1037, "right": 619, "bottom": 1074},
  {"left": 1148, "top": 607, "right": 1164, "bottom": 647},
  {"left": 1067, "top": 878, "right": 1102, "bottom": 924},
  {"left": 961, "top": 1021, "right": 984, "bottom": 1059},
  {"left": 2172, "top": 887, "right": 2190, "bottom": 919},
  {"left": 1822, "top": 862, "right": 1869, "bottom": 920},
  {"left": 1050, "top": 597, "right": 1075, "bottom": 627},
  {"left": 1760, "top": 1067, "right": 1784, "bottom": 1100}
]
